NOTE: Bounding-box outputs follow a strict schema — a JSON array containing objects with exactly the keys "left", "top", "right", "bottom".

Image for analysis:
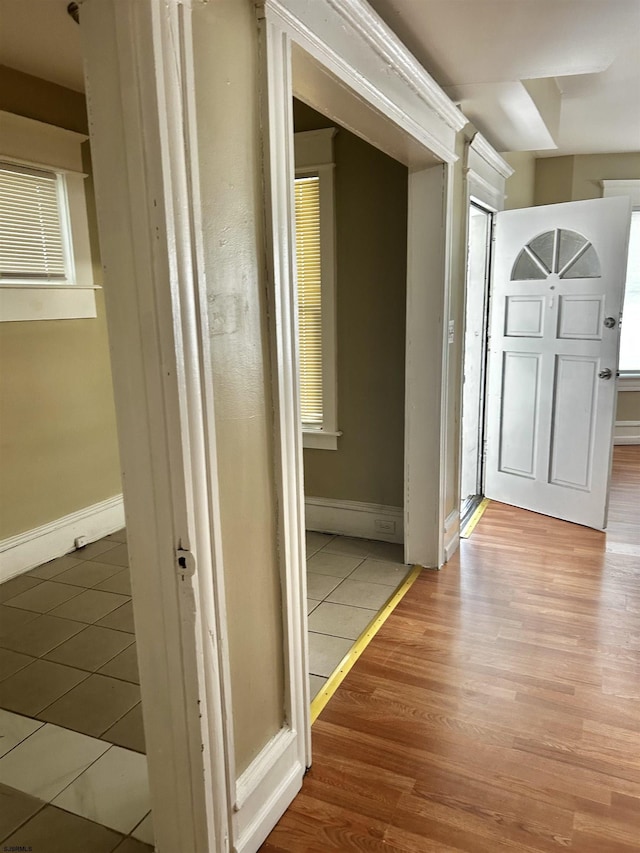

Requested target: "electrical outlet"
[{"left": 374, "top": 518, "right": 396, "bottom": 534}]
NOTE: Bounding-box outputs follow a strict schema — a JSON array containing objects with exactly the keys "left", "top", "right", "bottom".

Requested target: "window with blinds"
[
  {"left": 294, "top": 175, "right": 323, "bottom": 427},
  {"left": 0, "top": 162, "right": 69, "bottom": 282}
]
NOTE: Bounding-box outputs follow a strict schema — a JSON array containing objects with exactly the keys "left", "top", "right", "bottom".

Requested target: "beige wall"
[
  {"left": 502, "top": 152, "right": 536, "bottom": 210},
  {"left": 192, "top": 1, "right": 284, "bottom": 775},
  {"left": 0, "top": 67, "right": 121, "bottom": 540},
  {"left": 534, "top": 152, "right": 640, "bottom": 422},
  {"left": 294, "top": 101, "right": 408, "bottom": 508}
]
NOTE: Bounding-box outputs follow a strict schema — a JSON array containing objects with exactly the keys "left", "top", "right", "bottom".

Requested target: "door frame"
[
  {"left": 460, "top": 198, "right": 494, "bottom": 522},
  {"left": 456, "top": 135, "right": 513, "bottom": 547},
  {"left": 79, "top": 1, "right": 504, "bottom": 851}
]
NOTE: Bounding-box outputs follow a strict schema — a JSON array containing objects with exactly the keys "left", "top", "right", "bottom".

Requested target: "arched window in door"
[{"left": 511, "top": 228, "right": 601, "bottom": 281}]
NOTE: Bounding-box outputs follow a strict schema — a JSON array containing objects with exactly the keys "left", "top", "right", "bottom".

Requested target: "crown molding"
[
  {"left": 470, "top": 132, "right": 514, "bottom": 179},
  {"left": 323, "top": 0, "right": 467, "bottom": 134}
]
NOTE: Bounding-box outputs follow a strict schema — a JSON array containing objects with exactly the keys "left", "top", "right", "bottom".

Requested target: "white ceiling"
[{"left": 1, "top": 0, "right": 639, "bottom": 156}]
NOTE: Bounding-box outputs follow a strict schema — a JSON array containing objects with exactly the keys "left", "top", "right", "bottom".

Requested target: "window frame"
[
  {"left": 602, "top": 179, "right": 640, "bottom": 388},
  {"left": 294, "top": 128, "right": 340, "bottom": 450},
  {"left": 0, "top": 111, "right": 98, "bottom": 322}
]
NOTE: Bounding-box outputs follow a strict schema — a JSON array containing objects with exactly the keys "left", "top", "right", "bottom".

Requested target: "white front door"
[{"left": 485, "top": 197, "right": 631, "bottom": 529}]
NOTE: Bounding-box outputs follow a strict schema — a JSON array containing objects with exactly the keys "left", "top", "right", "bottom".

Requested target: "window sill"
[
  {"left": 302, "top": 429, "right": 342, "bottom": 450},
  {"left": 0, "top": 285, "right": 99, "bottom": 322},
  {"left": 618, "top": 375, "right": 640, "bottom": 392}
]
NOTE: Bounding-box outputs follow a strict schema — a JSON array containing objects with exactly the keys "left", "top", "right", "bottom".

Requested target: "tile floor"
[
  {"left": 305, "top": 531, "right": 411, "bottom": 699},
  {"left": 0, "top": 529, "right": 153, "bottom": 851},
  {"left": 0, "top": 527, "right": 410, "bottom": 850}
]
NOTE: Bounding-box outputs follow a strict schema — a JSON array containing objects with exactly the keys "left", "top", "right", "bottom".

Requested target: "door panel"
[{"left": 485, "top": 197, "right": 632, "bottom": 529}]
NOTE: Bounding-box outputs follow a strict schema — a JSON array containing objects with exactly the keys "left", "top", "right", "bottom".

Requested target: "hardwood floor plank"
[{"left": 261, "top": 447, "right": 640, "bottom": 851}]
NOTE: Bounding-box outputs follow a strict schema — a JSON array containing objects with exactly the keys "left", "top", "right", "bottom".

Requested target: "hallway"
[{"left": 262, "top": 446, "right": 640, "bottom": 851}]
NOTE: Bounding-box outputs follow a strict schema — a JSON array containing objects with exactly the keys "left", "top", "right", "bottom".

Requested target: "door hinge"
[{"left": 176, "top": 547, "right": 196, "bottom": 577}]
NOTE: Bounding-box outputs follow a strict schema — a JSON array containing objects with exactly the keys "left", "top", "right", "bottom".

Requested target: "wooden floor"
[{"left": 262, "top": 446, "right": 640, "bottom": 852}]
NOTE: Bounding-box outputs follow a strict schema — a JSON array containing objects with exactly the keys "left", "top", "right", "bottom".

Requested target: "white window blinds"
[
  {"left": 294, "top": 176, "right": 323, "bottom": 426},
  {"left": 0, "top": 162, "right": 68, "bottom": 281}
]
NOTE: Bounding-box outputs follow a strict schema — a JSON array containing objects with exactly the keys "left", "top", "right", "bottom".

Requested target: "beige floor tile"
[
  {"left": 308, "top": 632, "right": 352, "bottom": 678},
  {"left": 48, "top": 589, "right": 130, "bottom": 624},
  {"left": 105, "top": 529, "right": 128, "bottom": 544},
  {"left": 0, "top": 722, "right": 110, "bottom": 800},
  {"left": 0, "top": 604, "right": 40, "bottom": 638},
  {"left": 131, "top": 812, "right": 154, "bottom": 846},
  {"left": 308, "top": 601, "right": 376, "bottom": 640},
  {"left": 0, "top": 782, "right": 45, "bottom": 841},
  {"left": 27, "top": 554, "right": 84, "bottom": 580},
  {"left": 53, "top": 745, "right": 150, "bottom": 834},
  {"left": 0, "top": 574, "right": 43, "bottom": 603},
  {"left": 309, "top": 674, "right": 327, "bottom": 700},
  {"left": 349, "top": 558, "right": 411, "bottom": 586},
  {"left": 364, "top": 539, "right": 405, "bottom": 563},
  {"left": 74, "top": 540, "right": 120, "bottom": 560},
  {"left": 1, "top": 804, "right": 122, "bottom": 853},
  {"left": 326, "top": 578, "right": 393, "bottom": 610},
  {"left": 306, "top": 572, "right": 343, "bottom": 600},
  {"left": 113, "top": 836, "right": 154, "bottom": 853},
  {"left": 92, "top": 543, "right": 129, "bottom": 568},
  {"left": 53, "top": 561, "right": 123, "bottom": 589},
  {"left": 0, "top": 659, "right": 88, "bottom": 716},
  {"left": 307, "top": 598, "right": 321, "bottom": 615},
  {"left": 44, "top": 625, "right": 134, "bottom": 672},
  {"left": 0, "top": 647, "right": 35, "bottom": 681},
  {"left": 38, "top": 673, "right": 140, "bottom": 737},
  {"left": 95, "top": 570, "right": 132, "bottom": 596},
  {"left": 307, "top": 551, "right": 364, "bottom": 578},
  {"left": 305, "top": 531, "right": 335, "bottom": 557},
  {"left": 3, "top": 580, "right": 83, "bottom": 614},
  {"left": 98, "top": 643, "right": 139, "bottom": 683},
  {"left": 322, "top": 536, "right": 373, "bottom": 558},
  {"left": 0, "top": 709, "right": 44, "bottom": 758},
  {"left": 102, "top": 703, "right": 145, "bottom": 753},
  {"left": 0, "top": 613, "right": 85, "bottom": 657},
  {"left": 96, "top": 601, "right": 135, "bottom": 634}
]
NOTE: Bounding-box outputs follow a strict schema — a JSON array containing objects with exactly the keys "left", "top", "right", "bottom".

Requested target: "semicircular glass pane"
[{"left": 561, "top": 243, "right": 601, "bottom": 279}]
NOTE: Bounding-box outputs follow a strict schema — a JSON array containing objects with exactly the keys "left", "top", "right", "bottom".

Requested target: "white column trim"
[{"left": 80, "top": 2, "right": 231, "bottom": 851}]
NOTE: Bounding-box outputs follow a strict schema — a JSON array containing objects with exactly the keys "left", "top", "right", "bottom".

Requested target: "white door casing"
[{"left": 485, "top": 196, "right": 632, "bottom": 529}]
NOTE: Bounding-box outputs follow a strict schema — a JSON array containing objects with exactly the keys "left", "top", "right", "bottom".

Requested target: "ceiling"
[{"left": 1, "top": 0, "right": 639, "bottom": 156}]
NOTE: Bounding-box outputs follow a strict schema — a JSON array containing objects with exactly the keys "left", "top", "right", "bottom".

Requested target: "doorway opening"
[{"left": 460, "top": 201, "right": 493, "bottom": 530}]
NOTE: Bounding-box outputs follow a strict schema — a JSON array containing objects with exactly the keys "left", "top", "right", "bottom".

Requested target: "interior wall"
[
  {"left": 534, "top": 152, "right": 640, "bottom": 422},
  {"left": 0, "top": 66, "right": 121, "bottom": 540},
  {"left": 191, "top": 0, "right": 284, "bottom": 776},
  {"left": 502, "top": 151, "right": 536, "bottom": 210},
  {"left": 293, "top": 100, "right": 408, "bottom": 509}
]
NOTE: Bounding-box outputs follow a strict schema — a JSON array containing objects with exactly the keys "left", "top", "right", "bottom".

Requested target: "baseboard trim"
[
  {"left": 614, "top": 421, "right": 640, "bottom": 445},
  {"left": 233, "top": 726, "right": 304, "bottom": 853},
  {"left": 305, "top": 496, "right": 403, "bottom": 543},
  {"left": 0, "top": 495, "right": 125, "bottom": 582},
  {"left": 443, "top": 508, "right": 460, "bottom": 563}
]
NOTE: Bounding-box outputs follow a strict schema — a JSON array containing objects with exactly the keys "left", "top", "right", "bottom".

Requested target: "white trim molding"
[
  {"left": 465, "top": 132, "right": 511, "bottom": 213},
  {"left": 0, "top": 495, "right": 125, "bottom": 582},
  {"left": 614, "top": 421, "right": 640, "bottom": 445},
  {"left": 601, "top": 179, "right": 640, "bottom": 207},
  {"left": 305, "top": 496, "right": 404, "bottom": 544},
  {"left": 443, "top": 508, "right": 460, "bottom": 563},
  {"left": 261, "top": 0, "right": 462, "bottom": 167}
]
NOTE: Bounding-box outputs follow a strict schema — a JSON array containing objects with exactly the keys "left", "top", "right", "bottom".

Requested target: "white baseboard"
[
  {"left": 614, "top": 421, "right": 640, "bottom": 445},
  {"left": 443, "top": 508, "right": 460, "bottom": 563},
  {"left": 232, "top": 727, "right": 304, "bottom": 853},
  {"left": 304, "top": 496, "right": 403, "bottom": 543},
  {"left": 0, "top": 494, "right": 125, "bottom": 582}
]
